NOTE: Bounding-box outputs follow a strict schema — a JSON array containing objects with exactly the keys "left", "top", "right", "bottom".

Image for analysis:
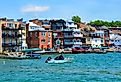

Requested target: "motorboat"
[
  {"left": 1, "top": 52, "right": 41, "bottom": 59},
  {"left": 46, "top": 58, "right": 73, "bottom": 64}
]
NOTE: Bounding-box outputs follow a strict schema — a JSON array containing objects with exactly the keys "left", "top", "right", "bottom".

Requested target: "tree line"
[{"left": 71, "top": 16, "right": 121, "bottom": 27}]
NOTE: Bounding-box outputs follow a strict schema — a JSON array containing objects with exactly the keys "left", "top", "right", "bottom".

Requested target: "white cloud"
[{"left": 21, "top": 5, "right": 50, "bottom": 13}]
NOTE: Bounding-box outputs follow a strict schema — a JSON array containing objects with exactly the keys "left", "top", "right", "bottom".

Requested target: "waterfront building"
[
  {"left": 40, "top": 20, "right": 51, "bottom": 30},
  {"left": 50, "top": 19, "right": 65, "bottom": 51},
  {"left": 0, "top": 18, "right": 27, "bottom": 53},
  {"left": 109, "top": 31, "right": 121, "bottom": 47},
  {"left": 90, "top": 31, "right": 104, "bottom": 48},
  {"left": 108, "top": 27, "right": 121, "bottom": 47},
  {"left": 63, "top": 21, "right": 76, "bottom": 50},
  {"left": 90, "top": 26, "right": 110, "bottom": 49},
  {"left": 77, "top": 23, "right": 96, "bottom": 51},
  {"left": 27, "top": 22, "right": 53, "bottom": 50}
]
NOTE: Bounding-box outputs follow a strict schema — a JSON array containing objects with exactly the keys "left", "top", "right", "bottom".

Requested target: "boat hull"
[{"left": 47, "top": 58, "right": 73, "bottom": 64}]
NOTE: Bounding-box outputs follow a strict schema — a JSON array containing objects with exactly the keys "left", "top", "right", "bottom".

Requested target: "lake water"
[{"left": 0, "top": 53, "right": 121, "bottom": 82}]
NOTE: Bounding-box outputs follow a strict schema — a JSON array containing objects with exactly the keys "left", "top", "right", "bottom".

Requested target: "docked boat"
[{"left": 1, "top": 52, "right": 41, "bottom": 59}]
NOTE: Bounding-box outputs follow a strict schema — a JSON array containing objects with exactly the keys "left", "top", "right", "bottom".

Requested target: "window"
[
  {"left": 48, "top": 38, "right": 50, "bottom": 42},
  {"left": 41, "top": 39, "right": 45, "bottom": 43},
  {"left": 48, "top": 32, "right": 51, "bottom": 36},
  {"left": 30, "top": 32, "right": 32, "bottom": 37},
  {"left": 15, "top": 24, "right": 17, "bottom": 28},
  {"left": 101, "top": 39, "right": 103, "bottom": 42},
  {"left": 35, "top": 32, "right": 38, "bottom": 37},
  {"left": 7, "top": 23, "right": 13, "bottom": 27},
  {"left": 73, "top": 39, "right": 76, "bottom": 42},
  {"left": 41, "top": 32, "right": 46, "bottom": 36},
  {"left": 77, "top": 39, "right": 80, "bottom": 42},
  {"left": 87, "top": 38, "right": 90, "bottom": 41}
]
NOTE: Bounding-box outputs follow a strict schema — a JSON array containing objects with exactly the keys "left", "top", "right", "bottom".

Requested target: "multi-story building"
[
  {"left": 63, "top": 21, "right": 76, "bottom": 49},
  {"left": 109, "top": 32, "right": 121, "bottom": 47},
  {"left": 90, "top": 26, "right": 109, "bottom": 49},
  {"left": 27, "top": 22, "right": 53, "bottom": 50},
  {"left": 0, "top": 18, "right": 27, "bottom": 53},
  {"left": 63, "top": 21, "right": 84, "bottom": 52},
  {"left": 50, "top": 19, "right": 65, "bottom": 51},
  {"left": 90, "top": 31, "right": 104, "bottom": 48}
]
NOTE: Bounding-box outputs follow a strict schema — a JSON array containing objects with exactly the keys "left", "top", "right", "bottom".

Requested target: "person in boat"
[
  {"left": 54, "top": 55, "right": 64, "bottom": 60},
  {"left": 45, "top": 56, "right": 52, "bottom": 63}
]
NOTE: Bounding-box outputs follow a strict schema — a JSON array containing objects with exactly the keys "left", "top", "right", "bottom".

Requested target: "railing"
[
  {"left": 64, "top": 35, "right": 73, "bottom": 38},
  {"left": 2, "top": 43, "right": 15, "bottom": 46},
  {"left": 73, "top": 34, "right": 83, "bottom": 37},
  {"left": 73, "top": 29, "right": 80, "bottom": 32},
  {"left": 64, "top": 42, "right": 73, "bottom": 44},
  {"left": 54, "top": 35, "right": 63, "bottom": 38},
  {"left": 2, "top": 33, "right": 22, "bottom": 37},
  {"left": 2, "top": 27, "right": 24, "bottom": 30},
  {"left": 73, "top": 42, "right": 82, "bottom": 45},
  {"left": 63, "top": 29, "right": 73, "bottom": 31},
  {"left": 66, "top": 24, "right": 77, "bottom": 28}
]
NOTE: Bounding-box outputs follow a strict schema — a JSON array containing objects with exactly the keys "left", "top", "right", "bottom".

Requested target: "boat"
[
  {"left": 1, "top": 52, "right": 41, "bottom": 59},
  {"left": 46, "top": 58, "right": 73, "bottom": 64}
]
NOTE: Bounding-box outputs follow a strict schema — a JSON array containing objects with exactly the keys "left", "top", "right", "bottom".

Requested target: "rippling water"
[{"left": 1, "top": 53, "right": 121, "bottom": 82}]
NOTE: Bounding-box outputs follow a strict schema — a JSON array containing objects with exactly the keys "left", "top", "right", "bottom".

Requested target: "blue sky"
[{"left": 0, "top": 0, "right": 121, "bottom": 22}]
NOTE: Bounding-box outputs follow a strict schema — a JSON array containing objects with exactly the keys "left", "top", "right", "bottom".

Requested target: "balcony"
[
  {"left": 54, "top": 35, "right": 63, "bottom": 38},
  {"left": 64, "top": 42, "right": 73, "bottom": 45},
  {"left": 17, "top": 34, "right": 22, "bottom": 37},
  {"left": 64, "top": 35, "right": 73, "bottom": 38},
  {"left": 2, "top": 33, "right": 22, "bottom": 38},
  {"left": 2, "top": 43, "right": 16, "bottom": 47},
  {"left": 73, "top": 34, "right": 83, "bottom": 37},
  {"left": 73, "top": 42, "right": 82, "bottom": 45},
  {"left": 2, "top": 27, "right": 24, "bottom": 30},
  {"left": 66, "top": 24, "right": 77, "bottom": 28},
  {"left": 73, "top": 29, "right": 80, "bottom": 32},
  {"left": 2, "top": 33, "right": 13, "bottom": 37},
  {"left": 63, "top": 29, "right": 73, "bottom": 31}
]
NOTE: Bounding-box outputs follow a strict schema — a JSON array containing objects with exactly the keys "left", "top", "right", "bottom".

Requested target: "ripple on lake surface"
[{"left": 0, "top": 53, "right": 121, "bottom": 82}]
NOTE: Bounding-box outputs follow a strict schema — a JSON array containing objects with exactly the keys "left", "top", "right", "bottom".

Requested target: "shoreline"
[{"left": 0, "top": 51, "right": 119, "bottom": 59}]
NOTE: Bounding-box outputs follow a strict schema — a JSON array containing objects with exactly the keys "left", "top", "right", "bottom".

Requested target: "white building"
[
  {"left": 28, "top": 22, "right": 45, "bottom": 31},
  {"left": 109, "top": 33, "right": 121, "bottom": 46},
  {"left": 91, "top": 31, "right": 104, "bottom": 48}
]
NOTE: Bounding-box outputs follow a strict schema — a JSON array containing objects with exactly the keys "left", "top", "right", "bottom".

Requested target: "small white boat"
[{"left": 47, "top": 58, "right": 73, "bottom": 64}]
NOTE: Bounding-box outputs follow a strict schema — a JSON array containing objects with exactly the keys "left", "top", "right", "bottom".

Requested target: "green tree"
[
  {"left": 89, "top": 20, "right": 104, "bottom": 26},
  {"left": 72, "top": 16, "right": 81, "bottom": 23}
]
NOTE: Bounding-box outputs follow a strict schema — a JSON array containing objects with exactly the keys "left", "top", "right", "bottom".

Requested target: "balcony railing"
[
  {"left": 63, "top": 29, "right": 73, "bottom": 31},
  {"left": 2, "top": 27, "right": 24, "bottom": 30},
  {"left": 73, "top": 42, "right": 82, "bottom": 45},
  {"left": 2, "top": 42, "right": 22, "bottom": 46},
  {"left": 54, "top": 35, "right": 63, "bottom": 38},
  {"left": 2, "top": 33, "right": 22, "bottom": 38},
  {"left": 73, "top": 29, "right": 80, "bottom": 32},
  {"left": 64, "top": 42, "right": 73, "bottom": 44},
  {"left": 66, "top": 24, "right": 77, "bottom": 28},
  {"left": 73, "top": 34, "right": 83, "bottom": 37},
  {"left": 64, "top": 35, "right": 73, "bottom": 38}
]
